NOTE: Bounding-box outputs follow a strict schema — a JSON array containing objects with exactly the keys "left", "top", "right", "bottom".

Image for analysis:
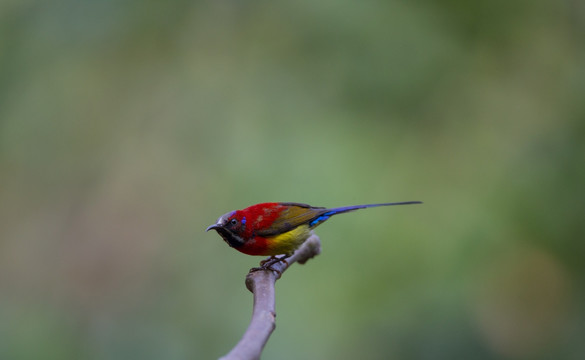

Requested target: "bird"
[{"left": 206, "top": 201, "right": 422, "bottom": 266}]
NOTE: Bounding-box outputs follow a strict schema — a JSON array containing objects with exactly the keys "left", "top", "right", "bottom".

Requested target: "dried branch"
[{"left": 219, "top": 233, "right": 322, "bottom": 360}]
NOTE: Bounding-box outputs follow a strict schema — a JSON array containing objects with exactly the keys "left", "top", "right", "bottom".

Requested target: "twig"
[{"left": 219, "top": 233, "right": 322, "bottom": 360}]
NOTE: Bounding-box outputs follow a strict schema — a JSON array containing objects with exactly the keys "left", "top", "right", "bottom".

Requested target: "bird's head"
[{"left": 206, "top": 210, "right": 247, "bottom": 248}]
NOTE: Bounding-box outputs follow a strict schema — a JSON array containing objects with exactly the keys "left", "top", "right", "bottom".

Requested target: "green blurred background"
[{"left": 1, "top": 1, "right": 584, "bottom": 359}]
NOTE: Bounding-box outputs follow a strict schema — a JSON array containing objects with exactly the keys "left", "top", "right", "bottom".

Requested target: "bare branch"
[{"left": 219, "top": 233, "right": 322, "bottom": 360}]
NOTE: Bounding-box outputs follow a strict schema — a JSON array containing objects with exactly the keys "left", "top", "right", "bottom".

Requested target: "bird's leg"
[
  {"left": 267, "top": 254, "right": 289, "bottom": 268},
  {"left": 249, "top": 255, "right": 290, "bottom": 278},
  {"left": 259, "top": 256, "right": 278, "bottom": 267},
  {"left": 279, "top": 256, "right": 289, "bottom": 267},
  {"left": 258, "top": 254, "right": 289, "bottom": 268},
  {"left": 249, "top": 266, "right": 283, "bottom": 279}
]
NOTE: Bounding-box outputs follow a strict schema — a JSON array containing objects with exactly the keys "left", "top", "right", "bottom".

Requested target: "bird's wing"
[
  {"left": 254, "top": 203, "right": 326, "bottom": 237},
  {"left": 253, "top": 201, "right": 423, "bottom": 237}
]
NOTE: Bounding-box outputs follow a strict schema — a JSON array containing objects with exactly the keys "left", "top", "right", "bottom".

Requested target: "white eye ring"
[{"left": 230, "top": 219, "right": 238, "bottom": 225}]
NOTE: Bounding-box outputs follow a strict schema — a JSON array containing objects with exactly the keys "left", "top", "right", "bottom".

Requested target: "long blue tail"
[{"left": 309, "top": 201, "right": 422, "bottom": 227}]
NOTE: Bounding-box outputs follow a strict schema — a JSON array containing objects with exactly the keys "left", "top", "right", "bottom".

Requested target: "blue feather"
[
  {"left": 325, "top": 201, "right": 422, "bottom": 214},
  {"left": 308, "top": 201, "right": 422, "bottom": 227},
  {"left": 309, "top": 215, "right": 330, "bottom": 227}
]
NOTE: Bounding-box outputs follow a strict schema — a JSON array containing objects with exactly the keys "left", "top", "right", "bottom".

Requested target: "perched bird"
[{"left": 206, "top": 201, "right": 421, "bottom": 260}]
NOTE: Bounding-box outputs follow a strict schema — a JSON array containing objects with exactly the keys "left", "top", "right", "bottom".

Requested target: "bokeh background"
[{"left": 1, "top": 1, "right": 584, "bottom": 359}]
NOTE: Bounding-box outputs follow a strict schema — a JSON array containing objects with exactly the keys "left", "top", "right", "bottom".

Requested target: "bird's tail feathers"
[
  {"left": 308, "top": 201, "right": 422, "bottom": 227},
  {"left": 325, "top": 201, "right": 422, "bottom": 216}
]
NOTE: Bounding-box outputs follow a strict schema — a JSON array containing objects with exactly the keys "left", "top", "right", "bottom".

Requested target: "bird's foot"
[
  {"left": 259, "top": 256, "right": 277, "bottom": 267},
  {"left": 249, "top": 255, "right": 290, "bottom": 279},
  {"left": 249, "top": 266, "right": 282, "bottom": 279},
  {"left": 259, "top": 255, "right": 289, "bottom": 268}
]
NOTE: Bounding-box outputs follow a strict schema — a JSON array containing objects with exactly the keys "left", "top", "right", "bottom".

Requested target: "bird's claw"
[
  {"left": 259, "top": 256, "right": 277, "bottom": 267},
  {"left": 249, "top": 265, "right": 282, "bottom": 279},
  {"left": 249, "top": 255, "right": 290, "bottom": 279}
]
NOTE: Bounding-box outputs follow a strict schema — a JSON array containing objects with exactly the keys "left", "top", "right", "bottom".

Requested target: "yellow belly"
[{"left": 266, "top": 225, "right": 312, "bottom": 255}]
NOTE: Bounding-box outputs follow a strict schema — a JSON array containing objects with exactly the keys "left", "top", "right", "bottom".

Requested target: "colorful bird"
[{"left": 206, "top": 202, "right": 421, "bottom": 263}]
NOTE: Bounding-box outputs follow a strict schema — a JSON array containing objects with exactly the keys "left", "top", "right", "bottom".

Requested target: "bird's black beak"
[{"left": 206, "top": 224, "right": 220, "bottom": 232}]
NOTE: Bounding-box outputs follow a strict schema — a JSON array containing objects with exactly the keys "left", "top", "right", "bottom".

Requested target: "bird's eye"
[{"left": 230, "top": 219, "right": 238, "bottom": 226}]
